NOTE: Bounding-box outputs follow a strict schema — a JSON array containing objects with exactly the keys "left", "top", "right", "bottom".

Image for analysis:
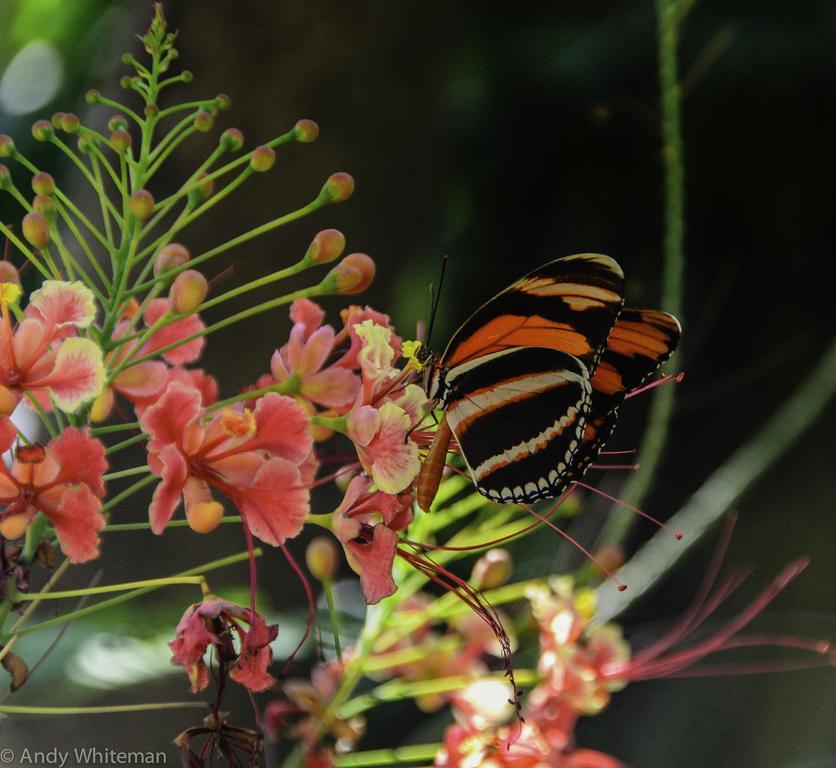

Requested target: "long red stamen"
[
  {"left": 589, "top": 463, "right": 640, "bottom": 471},
  {"left": 397, "top": 546, "right": 523, "bottom": 722},
  {"left": 519, "top": 501, "right": 627, "bottom": 592},
  {"left": 280, "top": 543, "right": 317, "bottom": 671},
  {"left": 574, "top": 481, "right": 683, "bottom": 540},
  {"left": 624, "top": 371, "right": 685, "bottom": 400}
]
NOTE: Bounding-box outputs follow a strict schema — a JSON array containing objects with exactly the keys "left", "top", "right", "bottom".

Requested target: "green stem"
[
  {"left": 101, "top": 473, "right": 156, "bottom": 509},
  {"left": 14, "top": 576, "right": 206, "bottom": 601},
  {"left": 333, "top": 745, "right": 442, "bottom": 767},
  {"left": 323, "top": 579, "right": 343, "bottom": 664},
  {"left": 0, "top": 548, "right": 261, "bottom": 644},
  {"left": 601, "top": 0, "right": 686, "bottom": 547},
  {"left": 0, "top": 702, "right": 207, "bottom": 715},
  {"left": 103, "top": 465, "right": 151, "bottom": 481}
]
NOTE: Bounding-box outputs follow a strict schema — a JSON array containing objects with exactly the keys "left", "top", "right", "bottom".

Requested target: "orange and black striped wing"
[
  {"left": 564, "top": 307, "right": 682, "bottom": 482},
  {"left": 440, "top": 253, "right": 625, "bottom": 373},
  {"left": 443, "top": 346, "right": 592, "bottom": 503}
]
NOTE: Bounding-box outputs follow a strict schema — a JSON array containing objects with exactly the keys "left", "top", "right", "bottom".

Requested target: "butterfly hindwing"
[
  {"left": 442, "top": 346, "right": 592, "bottom": 503},
  {"left": 441, "top": 253, "right": 625, "bottom": 372}
]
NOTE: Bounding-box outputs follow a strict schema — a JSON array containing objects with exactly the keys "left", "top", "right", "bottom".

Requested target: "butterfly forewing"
[
  {"left": 565, "top": 307, "right": 681, "bottom": 482},
  {"left": 443, "top": 347, "right": 592, "bottom": 503},
  {"left": 441, "top": 253, "right": 625, "bottom": 372}
]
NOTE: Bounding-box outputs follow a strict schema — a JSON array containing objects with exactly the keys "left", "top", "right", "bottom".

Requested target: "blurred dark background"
[{"left": 1, "top": 1, "right": 834, "bottom": 766}]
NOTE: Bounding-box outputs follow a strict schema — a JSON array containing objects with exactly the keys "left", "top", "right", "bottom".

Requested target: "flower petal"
[
  {"left": 239, "top": 393, "right": 312, "bottom": 464},
  {"left": 230, "top": 645, "right": 276, "bottom": 692},
  {"left": 43, "top": 485, "right": 105, "bottom": 563},
  {"left": 345, "top": 524, "right": 398, "bottom": 604},
  {"left": 112, "top": 360, "right": 168, "bottom": 401},
  {"left": 361, "top": 402, "right": 420, "bottom": 494},
  {"left": 34, "top": 337, "right": 105, "bottom": 412},
  {"left": 140, "top": 382, "right": 203, "bottom": 453},
  {"left": 149, "top": 444, "right": 188, "bottom": 534},
  {"left": 29, "top": 281, "right": 97, "bottom": 328},
  {"left": 289, "top": 298, "right": 325, "bottom": 336},
  {"left": 303, "top": 367, "right": 360, "bottom": 409},
  {"left": 48, "top": 428, "right": 108, "bottom": 496},
  {"left": 235, "top": 457, "right": 309, "bottom": 546},
  {"left": 142, "top": 298, "right": 205, "bottom": 365}
]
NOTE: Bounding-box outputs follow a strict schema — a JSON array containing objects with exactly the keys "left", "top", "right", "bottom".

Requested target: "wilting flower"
[
  {"left": 0, "top": 419, "right": 107, "bottom": 561},
  {"left": 169, "top": 597, "right": 278, "bottom": 693},
  {"left": 0, "top": 281, "right": 105, "bottom": 414},
  {"left": 331, "top": 474, "right": 413, "bottom": 603},
  {"left": 140, "top": 382, "right": 312, "bottom": 544}
]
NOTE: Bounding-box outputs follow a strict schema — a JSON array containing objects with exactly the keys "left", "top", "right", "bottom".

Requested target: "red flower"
[
  {"left": 0, "top": 419, "right": 107, "bottom": 562},
  {"left": 169, "top": 598, "right": 278, "bottom": 693},
  {"left": 331, "top": 475, "right": 412, "bottom": 604},
  {"left": 140, "top": 382, "right": 312, "bottom": 544},
  {"left": 0, "top": 281, "right": 105, "bottom": 414}
]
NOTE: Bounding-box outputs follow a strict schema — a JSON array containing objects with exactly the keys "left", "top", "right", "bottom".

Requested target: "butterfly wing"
[
  {"left": 442, "top": 346, "right": 592, "bottom": 503},
  {"left": 440, "top": 253, "right": 625, "bottom": 373},
  {"left": 564, "top": 307, "right": 682, "bottom": 481}
]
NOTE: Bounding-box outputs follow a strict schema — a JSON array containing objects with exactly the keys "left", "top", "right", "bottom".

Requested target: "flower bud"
[
  {"left": 215, "top": 93, "right": 232, "bottom": 111},
  {"left": 51, "top": 112, "right": 66, "bottom": 128},
  {"left": 85, "top": 89, "right": 101, "bottom": 104},
  {"left": 250, "top": 145, "right": 276, "bottom": 172},
  {"left": 110, "top": 129, "right": 132, "bottom": 153},
  {"left": 22, "top": 211, "right": 50, "bottom": 249},
  {"left": 0, "top": 135, "right": 15, "bottom": 157},
  {"left": 144, "top": 103, "right": 159, "bottom": 118},
  {"left": 0, "top": 261, "right": 21, "bottom": 286},
  {"left": 108, "top": 115, "right": 129, "bottom": 132},
  {"left": 60, "top": 113, "right": 80, "bottom": 134},
  {"left": 33, "top": 194, "right": 56, "bottom": 217},
  {"left": 471, "top": 549, "right": 512, "bottom": 590},
  {"left": 220, "top": 128, "right": 244, "bottom": 152},
  {"left": 294, "top": 119, "right": 319, "bottom": 143},
  {"left": 31, "top": 120, "right": 53, "bottom": 142},
  {"left": 305, "top": 536, "right": 339, "bottom": 582},
  {"left": 31, "top": 172, "right": 55, "bottom": 196},
  {"left": 186, "top": 500, "right": 224, "bottom": 534},
  {"left": 0, "top": 384, "right": 17, "bottom": 417},
  {"left": 305, "top": 229, "right": 345, "bottom": 265},
  {"left": 154, "top": 242, "right": 191, "bottom": 276},
  {"left": 326, "top": 253, "right": 375, "bottom": 295},
  {"left": 77, "top": 136, "right": 96, "bottom": 154},
  {"left": 188, "top": 173, "right": 214, "bottom": 206},
  {"left": 180, "top": 70, "right": 193, "bottom": 83},
  {"left": 319, "top": 172, "right": 355, "bottom": 204},
  {"left": 169, "top": 269, "right": 208, "bottom": 313},
  {"left": 0, "top": 514, "right": 29, "bottom": 541},
  {"left": 90, "top": 387, "right": 114, "bottom": 423},
  {"left": 194, "top": 110, "right": 214, "bottom": 132},
  {"left": 130, "top": 189, "right": 155, "bottom": 220},
  {"left": 0, "top": 165, "right": 11, "bottom": 191}
]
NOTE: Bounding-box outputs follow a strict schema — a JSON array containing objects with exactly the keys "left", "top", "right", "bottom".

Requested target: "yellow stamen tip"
[{"left": 0, "top": 282, "right": 22, "bottom": 305}]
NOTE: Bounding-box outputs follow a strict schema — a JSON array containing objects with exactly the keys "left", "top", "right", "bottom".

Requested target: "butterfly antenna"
[{"left": 425, "top": 254, "right": 448, "bottom": 351}]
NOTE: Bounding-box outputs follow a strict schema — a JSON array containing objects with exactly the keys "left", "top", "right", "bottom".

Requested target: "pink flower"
[
  {"left": 331, "top": 475, "right": 413, "bottom": 604},
  {"left": 140, "top": 382, "right": 312, "bottom": 545},
  {"left": 0, "top": 281, "right": 105, "bottom": 414},
  {"left": 169, "top": 598, "right": 278, "bottom": 693},
  {"left": 333, "top": 305, "right": 401, "bottom": 371},
  {"left": 268, "top": 300, "right": 359, "bottom": 411},
  {"left": 0, "top": 419, "right": 107, "bottom": 562}
]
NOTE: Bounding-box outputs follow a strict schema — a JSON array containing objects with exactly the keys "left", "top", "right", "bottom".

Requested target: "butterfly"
[{"left": 414, "top": 253, "right": 681, "bottom": 511}]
